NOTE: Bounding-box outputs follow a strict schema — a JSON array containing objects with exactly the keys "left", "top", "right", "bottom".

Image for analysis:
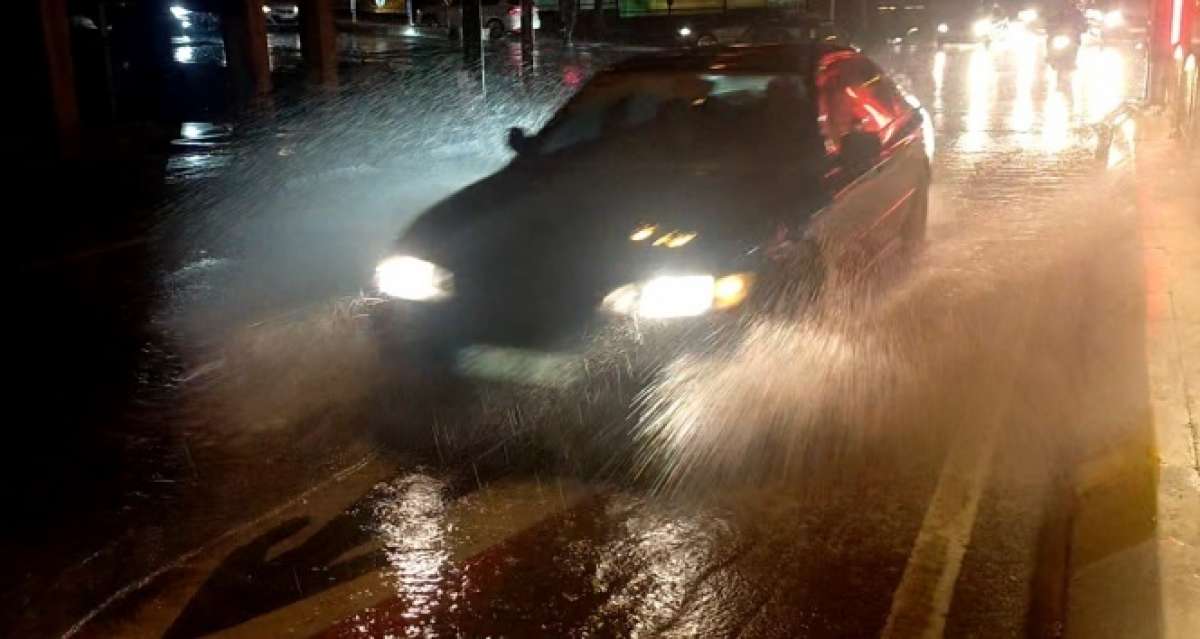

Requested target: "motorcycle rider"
[{"left": 1046, "top": 0, "right": 1087, "bottom": 45}]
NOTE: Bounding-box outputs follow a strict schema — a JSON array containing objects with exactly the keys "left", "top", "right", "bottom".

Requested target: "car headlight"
[
  {"left": 678, "top": 26, "right": 692, "bottom": 37},
  {"left": 972, "top": 19, "right": 991, "bottom": 38},
  {"left": 602, "top": 273, "right": 752, "bottom": 319},
  {"left": 1051, "top": 34, "right": 1072, "bottom": 50},
  {"left": 1104, "top": 10, "right": 1123, "bottom": 29},
  {"left": 374, "top": 255, "right": 453, "bottom": 301},
  {"left": 937, "top": 23, "right": 949, "bottom": 34}
]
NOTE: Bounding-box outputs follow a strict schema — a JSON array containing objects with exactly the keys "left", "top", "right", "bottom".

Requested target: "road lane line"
[
  {"left": 61, "top": 455, "right": 379, "bottom": 639},
  {"left": 219, "top": 478, "right": 596, "bottom": 638},
  {"left": 880, "top": 418, "right": 1000, "bottom": 639},
  {"left": 883, "top": 254, "right": 1047, "bottom": 638}
]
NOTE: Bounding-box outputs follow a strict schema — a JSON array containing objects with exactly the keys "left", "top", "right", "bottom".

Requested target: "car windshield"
[{"left": 533, "top": 71, "right": 821, "bottom": 164}]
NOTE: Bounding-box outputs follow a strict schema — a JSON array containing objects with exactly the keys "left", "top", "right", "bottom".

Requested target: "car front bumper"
[{"left": 366, "top": 296, "right": 731, "bottom": 393}]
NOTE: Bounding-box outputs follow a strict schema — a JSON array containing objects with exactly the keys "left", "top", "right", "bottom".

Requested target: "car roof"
[{"left": 605, "top": 44, "right": 857, "bottom": 76}]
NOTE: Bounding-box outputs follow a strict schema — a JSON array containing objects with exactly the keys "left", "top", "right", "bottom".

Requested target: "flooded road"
[{"left": 6, "top": 35, "right": 1165, "bottom": 638}]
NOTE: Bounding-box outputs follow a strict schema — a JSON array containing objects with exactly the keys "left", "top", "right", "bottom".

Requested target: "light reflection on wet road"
[{"left": 13, "top": 38, "right": 1157, "bottom": 638}]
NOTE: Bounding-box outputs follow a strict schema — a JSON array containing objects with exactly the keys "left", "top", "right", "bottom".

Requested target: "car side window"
[{"left": 816, "top": 56, "right": 906, "bottom": 154}]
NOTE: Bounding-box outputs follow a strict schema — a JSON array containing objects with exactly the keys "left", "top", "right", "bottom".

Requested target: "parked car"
[
  {"left": 449, "top": 0, "right": 541, "bottom": 40},
  {"left": 676, "top": 13, "right": 850, "bottom": 48},
  {"left": 936, "top": 10, "right": 1005, "bottom": 47},
  {"left": 368, "top": 45, "right": 933, "bottom": 400},
  {"left": 737, "top": 15, "right": 852, "bottom": 46},
  {"left": 262, "top": 2, "right": 300, "bottom": 28}
]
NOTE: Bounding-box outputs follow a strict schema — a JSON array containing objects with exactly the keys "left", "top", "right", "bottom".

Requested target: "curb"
[{"left": 1064, "top": 108, "right": 1200, "bottom": 639}]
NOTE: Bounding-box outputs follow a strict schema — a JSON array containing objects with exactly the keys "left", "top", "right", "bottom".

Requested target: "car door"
[{"left": 811, "top": 53, "right": 925, "bottom": 274}]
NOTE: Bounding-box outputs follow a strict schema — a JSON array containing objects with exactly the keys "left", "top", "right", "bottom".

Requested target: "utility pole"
[
  {"left": 31, "top": 0, "right": 80, "bottom": 159},
  {"left": 521, "top": 0, "right": 534, "bottom": 65},
  {"left": 592, "top": 0, "right": 605, "bottom": 36},
  {"left": 299, "top": 0, "right": 338, "bottom": 87},
  {"left": 463, "top": 0, "right": 482, "bottom": 64},
  {"left": 221, "top": 0, "right": 273, "bottom": 102}
]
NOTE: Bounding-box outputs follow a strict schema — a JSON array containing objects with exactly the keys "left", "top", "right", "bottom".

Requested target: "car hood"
[
  {"left": 397, "top": 159, "right": 828, "bottom": 293},
  {"left": 403, "top": 159, "right": 825, "bottom": 269}
]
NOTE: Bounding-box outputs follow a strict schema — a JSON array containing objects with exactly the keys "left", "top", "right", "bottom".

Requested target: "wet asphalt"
[{"left": 5, "top": 33, "right": 1156, "bottom": 638}]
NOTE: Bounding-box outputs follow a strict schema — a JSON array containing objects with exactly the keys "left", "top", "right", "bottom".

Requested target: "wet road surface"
[{"left": 6, "top": 35, "right": 1160, "bottom": 638}]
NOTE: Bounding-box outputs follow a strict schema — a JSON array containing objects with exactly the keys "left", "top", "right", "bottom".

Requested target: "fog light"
[
  {"left": 602, "top": 272, "right": 754, "bottom": 319},
  {"left": 374, "top": 255, "right": 453, "bottom": 301},
  {"left": 713, "top": 274, "right": 752, "bottom": 310}
]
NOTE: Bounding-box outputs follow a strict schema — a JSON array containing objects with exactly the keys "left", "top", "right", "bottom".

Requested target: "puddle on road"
[{"left": 41, "top": 41, "right": 1162, "bottom": 639}]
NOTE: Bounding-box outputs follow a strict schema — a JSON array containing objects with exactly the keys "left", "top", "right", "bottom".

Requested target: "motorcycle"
[{"left": 1046, "top": 28, "right": 1081, "bottom": 72}]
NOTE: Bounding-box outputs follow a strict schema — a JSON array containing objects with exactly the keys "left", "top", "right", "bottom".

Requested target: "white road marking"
[
  {"left": 880, "top": 420, "right": 1000, "bottom": 639},
  {"left": 61, "top": 456, "right": 378, "bottom": 639}
]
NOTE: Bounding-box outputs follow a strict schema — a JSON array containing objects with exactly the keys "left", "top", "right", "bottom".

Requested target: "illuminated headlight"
[
  {"left": 1018, "top": 8, "right": 1038, "bottom": 23},
  {"left": 374, "top": 255, "right": 453, "bottom": 301},
  {"left": 937, "top": 23, "right": 949, "bottom": 34},
  {"left": 1103, "top": 10, "right": 1123, "bottom": 29},
  {"left": 678, "top": 26, "right": 692, "bottom": 37},
  {"left": 1051, "top": 34, "right": 1072, "bottom": 50},
  {"left": 170, "top": 5, "right": 190, "bottom": 20},
  {"left": 972, "top": 19, "right": 991, "bottom": 38},
  {"left": 602, "top": 273, "right": 752, "bottom": 319},
  {"left": 262, "top": 5, "right": 271, "bottom": 13}
]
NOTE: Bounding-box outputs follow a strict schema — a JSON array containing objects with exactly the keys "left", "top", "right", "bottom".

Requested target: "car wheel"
[
  {"left": 487, "top": 20, "right": 506, "bottom": 40},
  {"left": 696, "top": 34, "right": 719, "bottom": 47},
  {"left": 752, "top": 239, "right": 827, "bottom": 317}
]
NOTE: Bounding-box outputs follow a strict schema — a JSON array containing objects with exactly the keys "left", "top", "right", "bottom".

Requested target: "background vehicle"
[
  {"left": 875, "top": 1, "right": 930, "bottom": 46},
  {"left": 449, "top": 0, "right": 541, "bottom": 40},
  {"left": 369, "top": 45, "right": 932, "bottom": 397},
  {"left": 676, "top": 13, "right": 851, "bottom": 48},
  {"left": 261, "top": 2, "right": 300, "bottom": 28},
  {"left": 1084, "top": 1, "right": 1150, "bottom": 42},
  {"left": 1047, "top": 24, "right": 1082, "bottom": 71},
  {"left": 933, "top": 1, "right": 997, "bottom": 47}
]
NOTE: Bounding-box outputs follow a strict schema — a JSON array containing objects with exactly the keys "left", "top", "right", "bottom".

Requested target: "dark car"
[
  {"left": 368, "top": 45, "right": 932, "bottom": 394},
  {"left": 736, "top": 15, "right": 852, "bottom": 46},
  {"left": 674, "top": 12, "right": 850, "bottom": 48},
  {"left": 262, "top": 2, "right": 300, "bottom": 28},
  {"left": 933, "top": 1, "right": 998, "bottom": 47}
]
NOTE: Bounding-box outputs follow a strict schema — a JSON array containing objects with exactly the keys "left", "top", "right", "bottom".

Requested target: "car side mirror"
[
  {"left": 839, "top": 131, "right": 882, "bottom": 171},
  {"left": 508, "top": 127, "right": 534, "bottom": 155}
]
